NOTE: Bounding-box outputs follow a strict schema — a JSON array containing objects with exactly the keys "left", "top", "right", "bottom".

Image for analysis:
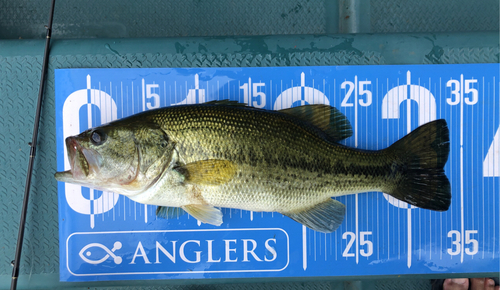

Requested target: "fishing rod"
[{"left": 10, "top": 0, "right": 56, "bottom": 289}]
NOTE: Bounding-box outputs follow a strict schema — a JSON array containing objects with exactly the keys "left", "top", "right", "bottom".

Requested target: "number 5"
[
  {"left": 359, "top": 231, "right": 373, "bottom": 257},
  {"left": 464, "top": 79, "right": 478, "bottom": 105},
  {"left": 252, "top": 83, "right": 266, "bottom": 108},
  {"left": 465, "top": 230, "right": 478, "bottom": 255},
  {"left": 358, "top": 81, "right": 372, "bottom": 107},
  {"left": 146, "top": 84, "right": 160, "bottom": 109}
]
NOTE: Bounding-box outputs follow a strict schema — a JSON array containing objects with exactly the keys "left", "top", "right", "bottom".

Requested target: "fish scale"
[
  {"left": 150, "top": 105, "right": 398, "bottom": 211},
  {"left": 55, "top": 101, "right": 451, "bottom": 233}
]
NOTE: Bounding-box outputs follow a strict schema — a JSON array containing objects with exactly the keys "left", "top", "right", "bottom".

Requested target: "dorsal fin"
[
  {"left": 279, "top": 105, "right": 353, "bottom": 142},
  {"left": 204, "top": 100, "right": 248, "bottom": 107}
]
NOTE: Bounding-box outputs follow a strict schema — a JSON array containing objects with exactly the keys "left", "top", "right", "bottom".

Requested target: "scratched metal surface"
[
  {"left": 0, "top": 0, "right": 326, "bottom": 39},
  {"left": 1, "top": 32, "right": 498, "bottom": 289},
  {"left": 371, "top": 0, "right": 499, "bottom": 33},
  {"left": 0, "top": 0, "right": 498, "bottom": 39}
]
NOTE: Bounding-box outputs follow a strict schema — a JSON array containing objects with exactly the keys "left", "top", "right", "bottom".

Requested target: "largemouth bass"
[{"left": 55, "top": 100, "right": 451, "bottom": 233}]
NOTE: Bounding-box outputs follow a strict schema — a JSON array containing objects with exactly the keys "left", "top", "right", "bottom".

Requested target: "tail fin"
[{"left": 385, "top": 119, "right": 451, "bottom": 211}]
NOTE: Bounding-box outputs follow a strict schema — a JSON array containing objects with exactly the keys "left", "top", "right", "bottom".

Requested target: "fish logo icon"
[{"left": 79, "top": 241, "right": 123, "bottom": 265}]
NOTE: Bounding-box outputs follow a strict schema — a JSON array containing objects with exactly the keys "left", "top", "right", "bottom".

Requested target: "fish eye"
[
  {"left": 160, "top": 135, "right": 169, "bottom": 148},
  {"left": 90, "top": 129, "right": 107, "bottom": 145}
]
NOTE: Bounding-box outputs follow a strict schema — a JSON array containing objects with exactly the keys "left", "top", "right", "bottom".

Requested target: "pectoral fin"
[
  {"left": 156, "top": 206, "right": 186, "bottom": 219},
  {"left": 282, "top": 198, "right": 346, "bottom": 233},
  {"left": 182, "top": 204, "right": 223, "bottom": 226},
  {"left": 177, "top": 159, "right": 237, "bottom": 186}
]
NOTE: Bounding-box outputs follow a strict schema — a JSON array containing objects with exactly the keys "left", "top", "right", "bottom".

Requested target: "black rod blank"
[{"left": 10, "top": 0, "right": 56, "bottom": 289}]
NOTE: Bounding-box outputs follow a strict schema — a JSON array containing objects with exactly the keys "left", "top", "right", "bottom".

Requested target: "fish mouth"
[{"left": 55, "top": 137, "right": 100, "bottom": 182}]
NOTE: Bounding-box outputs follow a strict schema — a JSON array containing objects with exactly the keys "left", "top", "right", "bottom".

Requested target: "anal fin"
[
  {"left": 282, "top": 198, "right": 346, "bottom": 233},
  {"left": 183, "top": 204, "right": 223, "bottom": 226}
]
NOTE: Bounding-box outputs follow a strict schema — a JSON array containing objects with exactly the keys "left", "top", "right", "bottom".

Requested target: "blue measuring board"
[{"left": 55, "top": 64, "right": 499, "bottom": 282}]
